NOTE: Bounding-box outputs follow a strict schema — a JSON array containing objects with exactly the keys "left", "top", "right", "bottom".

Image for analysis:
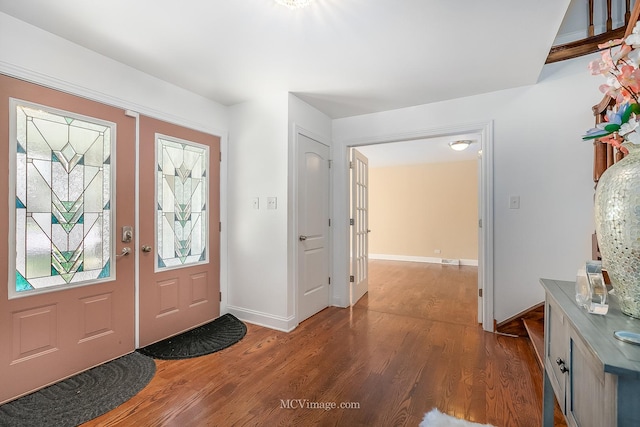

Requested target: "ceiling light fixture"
[
  {"left": 275, "top": 0, "right": 314, "bottom": 9},
  {"left": 448, "top": 140, "right": 474, "bottom": 151}
]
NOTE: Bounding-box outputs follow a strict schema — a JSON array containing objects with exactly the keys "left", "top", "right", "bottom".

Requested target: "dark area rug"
[
  {"left": 138, "top": 313, "right": 247, "bottom": 360},
  {"left": 0, "top": 351, "right": 156, "bottom": 427}
]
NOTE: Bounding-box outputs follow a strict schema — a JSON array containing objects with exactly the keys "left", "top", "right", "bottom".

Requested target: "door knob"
[
  {"left": 141, "top": 245, "right": 152, "bottom": 253},
  {"left": 299, "top": 235, "right": 308, "bottom": 241},
  {"left": 556, "top": 357, "right": 569, "bottom": 374}
]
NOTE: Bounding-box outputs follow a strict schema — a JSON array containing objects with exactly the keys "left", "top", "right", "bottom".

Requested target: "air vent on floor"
[{"left": 441, "top": 258, "right": 460, "bottom": 266}]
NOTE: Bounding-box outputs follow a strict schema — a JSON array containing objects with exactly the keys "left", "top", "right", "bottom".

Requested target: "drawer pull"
[{"left": 556, "top": 357, "right": 569, "bottom": 374}]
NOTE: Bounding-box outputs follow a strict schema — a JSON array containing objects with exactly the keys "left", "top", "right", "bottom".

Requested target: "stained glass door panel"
[
  {"left": 138, "top": 115, "right": 220, "bottom": 347},
  {"left": 12, "top": 101, "right": 113, "bottom": 296},
  {"left": 156, "top": 136, "right": 208, "bottom": 270},
  {"left": 0, "top": 75, "right": 135, "bottom": 404}
]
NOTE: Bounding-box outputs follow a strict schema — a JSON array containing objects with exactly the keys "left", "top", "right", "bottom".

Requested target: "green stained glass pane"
[
  {"left": 156, "top": 136, "right": 208, "bottom": 270},
  {"left": 12, "top": 102, "right": 115, "bottom": 294}
]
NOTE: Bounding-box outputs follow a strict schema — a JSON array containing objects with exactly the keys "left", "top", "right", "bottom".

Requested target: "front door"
[
  {"left": 297, "top": 134, "right": 330, "bottom": 323},
  {"left": 138, "top": 116, "right": 220, "bottom": 347},
  {"left": 351, "top": 148, "right": 369, "bottom": 305},
  {"left": 0, "top": 75, "right": 136, "bottom": 404}
]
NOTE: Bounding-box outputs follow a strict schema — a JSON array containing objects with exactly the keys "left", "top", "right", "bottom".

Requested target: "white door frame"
[{"left": 332, "top": 120, "right": 494, "bottom": 331}]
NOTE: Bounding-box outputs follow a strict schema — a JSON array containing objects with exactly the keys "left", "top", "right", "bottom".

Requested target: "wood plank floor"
[{"left": 83, "top": 261, "right": 547, "bottom": 427}]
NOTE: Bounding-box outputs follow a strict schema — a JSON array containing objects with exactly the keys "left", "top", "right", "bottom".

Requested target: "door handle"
[
  {"left": 141, "top": 245, "right": 152, "bottom": 253},
  {"left": 299, "top": 235, "right": 308, "bottom": 241},
  {"left": 116, "top": 247, "right": 131, "bottom": 258}
]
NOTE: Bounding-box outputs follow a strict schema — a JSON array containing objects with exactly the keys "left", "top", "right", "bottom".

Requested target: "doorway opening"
[
  {"left": 340, "top": 120, "right": 494, "bottom": 331},
  {"left": 352, "top": 136, "right": 480, "bottom": 324}
]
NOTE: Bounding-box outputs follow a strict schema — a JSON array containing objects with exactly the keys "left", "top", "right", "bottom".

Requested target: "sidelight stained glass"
[
  {"left": 156, "top": 135, "right": 208, "bottom": 270},
  {"left": 12, "top": 101, "right": 114, "bottom": 294}
]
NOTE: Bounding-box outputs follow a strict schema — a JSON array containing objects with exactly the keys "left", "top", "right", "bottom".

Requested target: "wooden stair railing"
[{"left": 547, "top": 0, "right": 637, "bottom": 64}]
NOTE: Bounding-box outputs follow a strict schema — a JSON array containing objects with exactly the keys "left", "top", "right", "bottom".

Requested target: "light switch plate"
[
  {"left": 267, "top": 197, "right": 277, "bottom": 210},
  {"left": 509, "top": 196, "right": 520, "bottom": 209}
]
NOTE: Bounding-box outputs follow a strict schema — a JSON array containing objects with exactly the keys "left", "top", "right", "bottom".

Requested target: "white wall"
[
  {"left": 333, "top": 54, "right": 599, "bottom": 322},
  {"left": 227, "top": 93, "right": 290, "bottom": 329},
  {"left": 0, "top": 12, "right": 228, "bottom": 134},
  {"left": 226, "top": 93, "right": 331, "bottom": 331}
]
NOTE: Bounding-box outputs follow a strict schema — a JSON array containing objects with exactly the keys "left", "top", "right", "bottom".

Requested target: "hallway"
[{"left": 83, "top": 261, "right": 543, "bottom": 426}]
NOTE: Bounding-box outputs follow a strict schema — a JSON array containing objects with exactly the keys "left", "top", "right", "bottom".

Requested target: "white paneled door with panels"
[{"left": 297, "top": 134, "right": 331, "bottom": 323}]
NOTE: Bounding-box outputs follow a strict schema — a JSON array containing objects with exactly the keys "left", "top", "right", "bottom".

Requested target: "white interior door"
[
  {"left": 351, "top": 148, "right": 369, "bottom": 305},
  {"left": 297, "top": 134, "right": 330, "bottom": 323}
]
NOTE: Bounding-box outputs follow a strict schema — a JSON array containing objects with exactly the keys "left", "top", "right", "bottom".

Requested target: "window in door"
[
  {"left": 10, "top": 100, "right": 115, "bottom": 298},
  {"left": 156, "top": 134, "right": 209, "bottom": 270}
]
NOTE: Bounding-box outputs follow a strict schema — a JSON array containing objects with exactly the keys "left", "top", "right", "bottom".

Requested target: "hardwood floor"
[{"left": 83, "top": 261, "right": 547, "bottom": 427}]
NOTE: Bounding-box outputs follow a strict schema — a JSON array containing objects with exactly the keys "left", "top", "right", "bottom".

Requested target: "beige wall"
[{"left": 368, "top": 160, "right": 478, "bottom": 262}]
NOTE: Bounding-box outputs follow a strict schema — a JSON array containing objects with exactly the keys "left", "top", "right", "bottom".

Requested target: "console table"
[{"left": 540, "top": 279, "right": 640, "bottom": 427}]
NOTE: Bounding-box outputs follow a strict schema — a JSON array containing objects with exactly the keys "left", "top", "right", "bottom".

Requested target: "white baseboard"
[
  {"left": 369, "top": 254, "right": 478, "bottom": 267},
  {"left": 226, "top": 305, "right": 298, "bottom": 332}
]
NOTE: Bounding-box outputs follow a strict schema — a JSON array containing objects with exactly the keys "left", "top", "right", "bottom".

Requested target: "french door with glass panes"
[{"left": 0, "top": 74, "right": 136, "bottom": 404}]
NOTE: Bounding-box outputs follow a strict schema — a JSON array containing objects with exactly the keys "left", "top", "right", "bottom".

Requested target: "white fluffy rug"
[{"left": 419, "top": 408, "right": 496, "bottom": 427}]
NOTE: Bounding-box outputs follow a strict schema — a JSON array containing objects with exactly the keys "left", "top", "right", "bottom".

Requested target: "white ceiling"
[
  {"left": 0, "top": 0, "right": 571, "bottom": 119},
  {"left": 356, "top": 135, "right": 481, "bottom": 168}
]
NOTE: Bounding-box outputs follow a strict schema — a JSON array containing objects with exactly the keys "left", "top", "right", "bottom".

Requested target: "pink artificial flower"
[
  {"left": 598, "top": 39, "right": 624, "bottom": 49},
  {"left": 589, "top": 58, "right": 612, "bottom": 76},
  {"left": 612, "top": 44, "right": 632, "bottom": 62},
  {"left": 599, "top": 134, "right": 629, "bottom": 154},
  {"left": 618, "top": 64, "right": 640, "bottom": 94},
  {"left": 600, "top": 49, "right": 615, "bottom": 69},
  {"left": 599, "top": 83, "right": 621, "bottom": 100}
]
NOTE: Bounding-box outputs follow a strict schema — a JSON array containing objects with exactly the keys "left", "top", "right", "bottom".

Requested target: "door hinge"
[
  {"left": 328, "top": 159, "right": 332, "bottom": 169},
  {"left": 479, "top": 288, "right": 483, "bottom": 298},
  {"left": 219, "top": 222, "right": 222, "bottom": 232},
  {"left": 328, "top": 277, "right": 331, "bottom": 285},
  {"left": 219, "top": 291, "right": 222, "bottom": 301},
  {"left": 349, "top": 275, "right": 355, "bottom": 283},
  {"left": 478, "top": 219, "right": 482, "bottom": 228},
  {"left": 328, "top": 218, "right": 331, "bottom": 226},
  {"left": 349, "top": 161, "right": 353, "bottom": 169},
  {"left": 220, "top": 151, "right": 222, "bottom": 162},
  {"left": 350, "top": 218, "right": 354, "bottom": 225}
]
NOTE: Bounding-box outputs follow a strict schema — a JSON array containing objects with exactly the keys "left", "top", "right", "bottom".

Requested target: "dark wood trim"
[
  {"left": 546, "top": 0, "right": 640, "bottom": 64},
  {"left": 546, "top": 28, "right": 626, "bottom": 64},
  {"left": 626, "top": 0, "right": 640, "bottom": 37}
]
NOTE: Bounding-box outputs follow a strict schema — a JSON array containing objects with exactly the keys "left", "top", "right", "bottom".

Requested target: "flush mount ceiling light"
[
  {"left": 275, "top": 0, "right": 314, "bottom": 9},
  {"left": 448, "top": 140, "right": 474, "bottom": 151}
]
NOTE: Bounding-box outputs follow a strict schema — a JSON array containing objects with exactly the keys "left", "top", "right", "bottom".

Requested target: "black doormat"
[
  {"left": 138, "top": 313, "right": 247, "bottom": 360},
  {"left": 0, "top": 351, "right": 155, "bottom": 427}
]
